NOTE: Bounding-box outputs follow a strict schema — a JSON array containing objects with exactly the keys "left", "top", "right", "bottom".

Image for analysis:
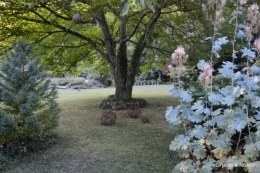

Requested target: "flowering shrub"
[{"left": 166, "top": 1, "right": 260, "bottom": 173}]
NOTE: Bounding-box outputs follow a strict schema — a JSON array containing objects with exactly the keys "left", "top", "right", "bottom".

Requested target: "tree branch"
[
  {"left": 95, "top": 13, "right": 116, "bottom": 68},
  {"left": 39, "top": 3, "right": 71, "bottom": 21},
  {"left": 140, "top": 9, "right": 161, "bottom": 50},
  {"left": 25, "top": 10, "right": 109, "bottom": 63},
  {"left": 125, "top": 10, "right": 149, "bottom": 42}
]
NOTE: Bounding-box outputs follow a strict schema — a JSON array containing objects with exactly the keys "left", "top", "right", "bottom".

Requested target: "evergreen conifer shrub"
[{"left": 0, "top": 40, "right": 60, "bottom": 156}]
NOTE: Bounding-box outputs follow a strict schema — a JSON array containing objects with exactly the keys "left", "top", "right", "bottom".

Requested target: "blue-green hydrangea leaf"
[
  {"left": 218, "top": 61, "right": 237, "bottom": 78},
  {"left": 191, "top": 125, "right": 208, "bottom": 139},
  {"left": 165, "top": 106, "right": 182, "bottom": 125},
  {"left": 172, "top": 163, "right": 182, "bottom": 173},
  {"left": 202, "top": 159, "right": 216, "bottom": 172},
  {"left": 238, "top": 24, "right": 245, "bottom": 29},
  {"left": 232, "top": 86, "right": 242, "bottom": 98},
  {"left": 232, "top": 117, "right": 247, "bottom": 131},
  {"left": 181, "top": 105, "right": 193, "bottom": 119},
  {"left": 251, "top": 96, "right": 260, "bottom": 108},
  {"left": 233, "top": 71, "right": 244, "bottom": 80},
  {"left": 172, "top": 88, "right": 184, "bottom": 97},
  {"left": 256, "top": 141, "right": 260, "bottom": 151},
  {"left": 193, "top": 145, "right": 206, "bottom": 159},
  {"left": 208, "top": 92, "right": 222, "bottom": 105},
  {"left": 213, "top": 44, "right": 222, "bottom": 52},
  {"left": 244, "top": 144, "right": 259, "bottom": 158},
  {"left": 213, "top": 37, "right": 229, "bottom": 56},
  {"left": 204, "top": 119, "right": 215, "bottom": 126},
  {"left": 168, "top": 85, "right": 176, "bottom": 92},
  {"left": 254, "top": 110, "right": 260, "bottom": 120},
  {"left": 236, "top": 29, "right": 245, "bottom": 39},
  {"left": 226, "top": 155, "right": 244, "bottom": 168},
  {"left": 205, "top": 37, "right": 212, "bottom": 40},
  {"left": 222, "top": 94, "right": 235, "bottom": 106},
  {"left": 191, "top": 100, "right": 204, "bottom": 114},
  {"left": 214, "top": 37, "right": 229, "bottom": 45},
  {"left": 250, "top": 66, "right": 260, "bottom": 74},
  {"left": 197, "top": 60, "right": 206, "bottom": 70},
  {"left": 241, "top": 47, "right": 256, "bottom": 58},
  {"left": 179, "top": 159, "right": 196, "bottom": 173},
  {"left": 180, "top": 91, "right": 192, "bottom": 102},
  {"left": 252, "top": 76, "right": 260, "bottom": 84},
  {"left": 219, "top": 87, "right": 236, "bottom": 106},
  {"left": 169, "top": 135, "right": 190, "bottom": 151},
  {"left": 213, "top": 50, "right": 221, "bottom": 58},
  {"left": 250, "top": 162, "right": 260, "bottom": 173},
  {"left": 242, "top": 76, "right": 259, "bottom": 90},
  {"left": 204, "top": 108, "right": 211, "bottom": 116},
  {"left": 212, "top": 116, "right": 225, "bottom": 127},
  {"left": 188, "top": 112, "right": 203, "bottom": 123},
  {"left": 211, "top": 136, "right": 227, "bottom": 148}
]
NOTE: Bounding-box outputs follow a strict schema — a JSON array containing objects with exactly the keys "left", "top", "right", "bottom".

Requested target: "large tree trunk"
[
  {"left": 96, "top": 9, "right": 161, "bottom": 100},
  {"left": 114, "top": 17, "right": 133, "bottom": 100},
  {"left": 114, "top": 41, "right": 131, "bottom": 99},
  {"left": 114, "top": 75, "right": 133, "bottom": 100}
]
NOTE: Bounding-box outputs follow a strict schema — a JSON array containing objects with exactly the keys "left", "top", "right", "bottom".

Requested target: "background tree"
[
  {"left": 0, "top": 40, "right": 60, "bottom": 154},
  {"left": 0, "top": 0, "right": 205, "bottom": 100}
]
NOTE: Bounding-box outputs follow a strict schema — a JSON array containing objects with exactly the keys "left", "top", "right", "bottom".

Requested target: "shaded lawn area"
[{"left": 5, "top": 85, "right": 181, "bottom": 173}]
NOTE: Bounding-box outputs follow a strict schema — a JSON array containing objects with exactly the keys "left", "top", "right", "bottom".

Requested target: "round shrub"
[
  {"left": 127, "top": 105, "right": 141, "bottom": 118},
  {"left": 100, "top": 110, "right": 117, "bottom": 126}
]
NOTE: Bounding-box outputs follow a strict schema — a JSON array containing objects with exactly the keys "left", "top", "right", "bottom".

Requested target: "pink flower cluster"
[
  {"left": 245, "top": 3, "right": 260, "bottom": 41},
  {"left": 202, "top": 0, "right": 227, "bottom": 27},
  {"left": 168, "top": 46, "right": 188, "bottom": 78}
]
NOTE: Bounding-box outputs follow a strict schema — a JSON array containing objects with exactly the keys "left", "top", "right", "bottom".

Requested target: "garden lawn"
[{"left": 5, "top": 85, "right": 181, "bottom": 173}]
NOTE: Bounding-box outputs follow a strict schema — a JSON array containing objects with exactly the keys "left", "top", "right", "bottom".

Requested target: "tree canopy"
[{"left": 0, "top": 0, "right": 207, "bottom": 99}]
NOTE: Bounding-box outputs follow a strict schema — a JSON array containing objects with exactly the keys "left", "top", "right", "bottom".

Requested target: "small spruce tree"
[{"left": 0, "top": 40, "right": 60, "bottom": 154}]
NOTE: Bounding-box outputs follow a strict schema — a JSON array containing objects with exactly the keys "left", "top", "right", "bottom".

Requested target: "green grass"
[{"left": 5, "top": 85, "right": 181, "bottom": 173}]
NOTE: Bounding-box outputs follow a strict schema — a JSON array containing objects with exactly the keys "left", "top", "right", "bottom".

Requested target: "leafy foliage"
[
  {"left": 99, "top": 95, "right": 147, "bottom": 110},
  {"left": 166, "top": 1, "right": 260, "bottom": 173},
  {"left": 0, "top": 0, "right": 209, "bottom": 100},
  {"left": 0, "top": 40, "right": 60, "bottom": 157},
  {"left": 139, "top": 70, "right": 156, "bottom": 81}
]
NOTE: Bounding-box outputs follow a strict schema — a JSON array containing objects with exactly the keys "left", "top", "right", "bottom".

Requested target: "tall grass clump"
[{"left": 166, "top": 0, "right": 260, "bottom": 172}]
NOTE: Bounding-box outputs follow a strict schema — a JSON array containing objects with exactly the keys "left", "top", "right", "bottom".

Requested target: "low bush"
[
  {"left": 50, "top": 77, "right": 92, "bottom": 89},
  {"left": 1, "top": 131, "right": 57, "bottom": 158},
  {"left": 99, "top": 95, "right": 147, "bottom": 110},
  {"left": 86, "top": 73, "right": 112, "bottom": 87},
  {"left": 0, "top": 152, "right": 7, "bottom": 170}
]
